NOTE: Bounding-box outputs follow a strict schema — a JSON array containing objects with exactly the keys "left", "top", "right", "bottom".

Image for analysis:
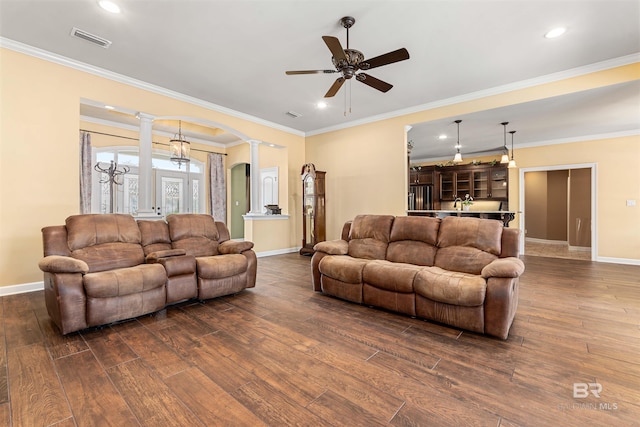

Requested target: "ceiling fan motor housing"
[{"left": 332, "top": 49, "right": 365, "bottom": 79}]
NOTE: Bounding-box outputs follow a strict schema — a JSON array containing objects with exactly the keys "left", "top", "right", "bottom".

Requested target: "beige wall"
[
  {"left": 0, "top": 48, "right": 305, "bottom": 288},
  {"left": 1, "top": 47, "right": 638, "bottom": 289}
]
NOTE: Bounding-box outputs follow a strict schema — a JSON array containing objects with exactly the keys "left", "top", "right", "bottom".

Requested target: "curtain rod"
[{"left": 79, "top": 129, "right": 228, "bottom": 156}]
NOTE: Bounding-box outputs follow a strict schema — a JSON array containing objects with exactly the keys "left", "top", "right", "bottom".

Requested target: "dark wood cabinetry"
[
  {"left": 300, "top": 167, "right": 325, "bottom": 255},
  {"left": 410, "top": 163, "right": 508, "bottom": 209}
]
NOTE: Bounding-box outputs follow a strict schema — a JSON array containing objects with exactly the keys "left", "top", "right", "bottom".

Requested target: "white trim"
[
  {"left": 0, "top": 281, "right": 44, "bottom": 296},
  {"left": 1, "top": 37, "right": 305, "bottom": 137},
  {"left": 307, "top": 53, "right": 640, "bottom": 136},
  {"left": 243, "top": 214, "right": 290, "bottom": 220},
  {"left": 596, "top": 257, "right": 640, "bottom": 266},
  {"left": 519, "top": 163, "right": 598, "bottom": 262},
  {"left": 525, "top": 237, "right": 568, "bottom": 245},
  {"left": 256, "top": 247, "right": 300, "bottom": 258}
]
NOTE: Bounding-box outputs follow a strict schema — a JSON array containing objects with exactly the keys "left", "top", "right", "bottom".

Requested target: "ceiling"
[{"left": 1, "top": 0, "right": 639, "bottom": 157}]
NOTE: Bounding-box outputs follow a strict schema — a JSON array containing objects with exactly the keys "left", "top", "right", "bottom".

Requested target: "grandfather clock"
[{"left": 300, "top": 164, "right": 326, "bottom": 255}]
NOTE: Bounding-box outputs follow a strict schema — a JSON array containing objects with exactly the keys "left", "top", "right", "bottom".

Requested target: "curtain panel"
[
  {"left": 208, "top": 153, "right": 226, "bottom": 223},
  {"left": 79, "top": 132, "right": 92, "bottom": 214}
]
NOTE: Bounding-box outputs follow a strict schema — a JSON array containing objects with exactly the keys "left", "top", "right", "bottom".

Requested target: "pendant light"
[
  {"left": 508, "top": 130, "right": 517, "bottom": 168},
  {"left": 500, "top": 122, "right": 510, "bottom": 164},
  {"left": 452, "top": 119, "right": 463, "bottom": 163},
  {"left": 169, "top": 120, "right": 191, "bottom": 169}
]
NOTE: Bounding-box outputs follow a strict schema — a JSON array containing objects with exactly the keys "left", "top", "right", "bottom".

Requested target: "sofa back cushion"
[
  {"left": 167, "top": 214, "right": 219, "bottom": 257},
  {"left": 66, "top": 214, "right": 144, "bottom": 272},
  {"left": 348, "top": 215, "right": 394, "bottom": 260},
  {"left": 387, "top": 216, "right": 440, "bottom": 266},
  {"left": 434, "top": 216, "right": 502, "bottom": 275},
  {"left": 137, "top": 220, "right": 172, "bottom": 256}
]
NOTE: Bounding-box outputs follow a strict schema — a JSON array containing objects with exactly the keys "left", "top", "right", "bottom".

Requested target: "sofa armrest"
[
  {"left": 313, "top": 239, "right": 348, "bottom": 255},
  {"left": 145, "top": 249, "right": 187, "bottom": 262},
  {"left": 38, "top": 255, "right": 89, "bottom": 274},
  {"left": 218, "top": 240, "right": 254, "bottom": 254},
  {"left": 481, "top": 257, "right": 525, "bottom": 279}
]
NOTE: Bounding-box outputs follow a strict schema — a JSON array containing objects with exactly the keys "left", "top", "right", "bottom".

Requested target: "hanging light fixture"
[
  {"left": 508, "top": 130, "right": 517, "bottom": 168},
  {"left": 500, "top": 122, "right": 510, "bottom": 164},
  {"left": 170, "top": 120, "right": 191, "bottom": 169},
  {"left": 452, "top": 119, "right": 463, "bottom": 163}
]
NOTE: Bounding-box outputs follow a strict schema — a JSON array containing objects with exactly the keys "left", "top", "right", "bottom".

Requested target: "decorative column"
[
  {"left": 136, "top": 112, "right": 156, "bottom": 218},
  {"left": 247, "top": 139, "right": 262, "bottom": 215}
]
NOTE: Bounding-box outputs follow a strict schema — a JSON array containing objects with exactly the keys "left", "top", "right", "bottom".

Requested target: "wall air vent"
[
  {"left": 285, "top": 111, "right": 302, "bottom": 118},
  {"left": 70, "top": 27, "right": 112, "bottom": 48}
]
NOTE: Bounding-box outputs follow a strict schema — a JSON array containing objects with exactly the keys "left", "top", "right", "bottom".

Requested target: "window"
[{"left": 92, "top": 148, "right": 204, "bottom": 216}]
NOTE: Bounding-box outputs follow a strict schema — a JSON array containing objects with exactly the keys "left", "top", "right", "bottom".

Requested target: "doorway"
[{"left": 520, "top": 164, "right": 596, "bottom": 261}]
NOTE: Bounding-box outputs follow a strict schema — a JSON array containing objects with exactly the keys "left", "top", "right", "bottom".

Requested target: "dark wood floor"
[{"left": 1, "top": 253, "right": 639, "bottom": 426}]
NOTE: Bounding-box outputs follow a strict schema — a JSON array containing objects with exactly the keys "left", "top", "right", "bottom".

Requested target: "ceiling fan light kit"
[{"left": 286, "top": 16, "right": 410, "bottom": 101}]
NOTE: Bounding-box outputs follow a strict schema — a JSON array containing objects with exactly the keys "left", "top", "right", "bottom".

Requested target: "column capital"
[
  {"left": 136, "top": 112, "right": 155, "bottom": 122},
  {"left": 247, "top": 139, "right": 263, "bottom": 146}
]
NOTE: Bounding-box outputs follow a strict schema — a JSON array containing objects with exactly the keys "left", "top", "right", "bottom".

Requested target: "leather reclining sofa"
[
  {"left": 311, "top": 215, "right": 524, "bottom": 339},
  {"left": 38, "top": 213, "right": 256, "bottom": 334}
]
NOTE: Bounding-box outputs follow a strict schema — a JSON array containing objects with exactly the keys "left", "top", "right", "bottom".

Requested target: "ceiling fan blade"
[
  {"left": 356, "top": 73, "right": 393, "bottom": 93},
  {"left": 286, "top": 70, "right": 338, "bottom": 75},
  {"left": 359, "top": 48, "right": 410, "bottom": 70},
  {"left": 322, "top": 36, "right": 347, "bottom": 63},
  {"left": 324, "top": 77, "right": 345, "bottom": 97}
]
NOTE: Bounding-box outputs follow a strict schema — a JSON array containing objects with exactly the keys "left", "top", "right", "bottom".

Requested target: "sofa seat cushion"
[
  {"left": 414, "top": 267, "right": 486, "bottom": 307},
  {"left": 319, "top": 256, "right": 369, "bottom": 284},
  {"left": 363, "top": 260, "right": 421, "bottom": 293},
  {"left": 83, "top": 264, "right": 166, "bottom": 298},
  {"left": 196, "top": 254, "right": 247, "bottom": 279}
]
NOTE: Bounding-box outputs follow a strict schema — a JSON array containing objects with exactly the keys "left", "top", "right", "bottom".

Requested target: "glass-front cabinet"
[
  {"left": 430, "top": 164, "right": 508, "bottom": 208},
  {"left": 300, "top": 164, "right": 326, "bottom": 255}
]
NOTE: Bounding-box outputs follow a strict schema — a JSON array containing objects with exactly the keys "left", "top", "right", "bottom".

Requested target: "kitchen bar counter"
[{"left": 407, "top": 210, "right": 517, "bottom": 227}]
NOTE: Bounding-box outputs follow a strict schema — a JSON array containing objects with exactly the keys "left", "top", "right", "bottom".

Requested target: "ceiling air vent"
[
  {"left": 285, "top": 111, "right": 302, "bottom": 118},
  {"left": 70, "top": 27, "right": 112, "bottom": 48}
]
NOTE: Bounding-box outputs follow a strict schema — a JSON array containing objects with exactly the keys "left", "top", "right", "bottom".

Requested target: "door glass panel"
[
  {"left": 473, "top": 171, "right": 488, "bottom": 199},
  {"left": 161, "top": 176, "right": 184, "bottom": 215}
]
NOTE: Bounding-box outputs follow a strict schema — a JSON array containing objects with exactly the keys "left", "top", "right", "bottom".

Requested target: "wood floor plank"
[
  {"left": 106, "top": 358, "right": 203, "bottom": 427},
  {"left": 82, "top": 325, "right": 139, "bottom": 369},
  {"left": 8, "top": 342, "right": 71, "bottom": 426},
  {"left": 55, "top": 349, "right": 140, "bottom": 426},
  {"left": 111, "top": 320, "right": 192, "bottom": 378},
  {"left": 164, "top": 367, "right": 267, "bottom": 426},
  {"left": 231, "top": 379, "right": 329, "bottom": 426}
]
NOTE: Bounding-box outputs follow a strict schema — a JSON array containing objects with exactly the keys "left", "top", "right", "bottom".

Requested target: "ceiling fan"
[{"left": 286, "top": 16, "right": 410, "bottom": 98}]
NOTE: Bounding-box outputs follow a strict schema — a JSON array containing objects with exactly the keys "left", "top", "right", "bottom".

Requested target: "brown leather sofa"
[
  {"left": 39, "top": 213, "right": 256, "bottom": 334},
  {"left": 311, "top": 215, "right": 524, "bottom": 339}
]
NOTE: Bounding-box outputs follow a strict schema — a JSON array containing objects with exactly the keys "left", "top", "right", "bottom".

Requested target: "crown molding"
[
  {"left": 307, "top": 53, "right": 640, "bottom": 136},
  {"left": 0, "top": 37, "right": 306, "bottom": 138},
  {"left": 410, "top": 129, "right": 640, "bottom": 164}
]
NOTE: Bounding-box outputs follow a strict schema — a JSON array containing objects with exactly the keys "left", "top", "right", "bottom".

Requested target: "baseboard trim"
[
  {"left": 525, "top": 237, "right": 567, "bottom": 245},
  {"left": 596, "top": 256, "right": 640, "bottom": 266},
  {"left": 0, "top": 281, "right": 44, "bottom": 297},
  {"left": 256, "top": 247, "right": 301, "bottom": 258}
]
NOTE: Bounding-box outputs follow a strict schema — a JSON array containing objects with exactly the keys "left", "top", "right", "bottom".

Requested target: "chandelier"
[{"left": 170, "top": 120, "right": 191, "bottom": 168}]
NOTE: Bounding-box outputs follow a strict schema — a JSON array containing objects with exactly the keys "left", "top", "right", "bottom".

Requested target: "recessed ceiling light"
[
  {"left": 545, "top": 27, "right": 566, "bottom": 39},
  {"left": 98, "top": 1, "right": 121, "bottom": 14},
  {"left": 438, "top": 134, "right": 447, "bottom": 140},
  {"left": 316, "top": 101, "right": 328, "bottom": 109},
  {"left": 104, "top": 105, "right": 115, "bottom": 110}
]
